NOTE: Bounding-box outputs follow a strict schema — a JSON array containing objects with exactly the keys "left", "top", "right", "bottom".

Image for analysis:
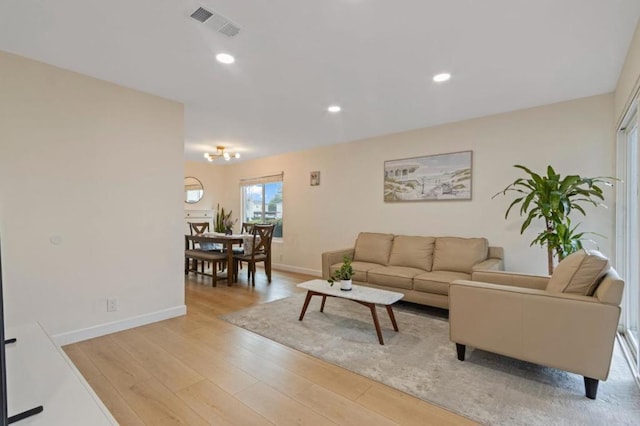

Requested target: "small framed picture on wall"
[{"left": 310, "top": 171, "right": 320, "bottom": 186}]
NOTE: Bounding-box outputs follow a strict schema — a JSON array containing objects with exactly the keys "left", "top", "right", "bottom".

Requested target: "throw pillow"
[{"left": 546, "top": 249, "right": 610, "bottom": 295}]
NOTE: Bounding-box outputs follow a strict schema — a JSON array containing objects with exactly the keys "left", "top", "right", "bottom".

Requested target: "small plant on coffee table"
[{"left": 328, "top": 256, "right": 354, "bottom": 286}]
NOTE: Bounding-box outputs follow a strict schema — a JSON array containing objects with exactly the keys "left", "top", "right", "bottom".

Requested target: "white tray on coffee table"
[{"left": 297, "top": 279, "right": 404, "bottom": 345}]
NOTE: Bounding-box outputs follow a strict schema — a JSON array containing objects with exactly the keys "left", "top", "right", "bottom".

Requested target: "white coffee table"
[{"left": 297, "top": 279, "right": 404, "bottom": 345}]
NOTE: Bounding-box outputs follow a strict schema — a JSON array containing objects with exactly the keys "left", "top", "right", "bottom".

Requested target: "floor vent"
[{"left": 189, "top": 5, "right": 240, "bottom": 37}]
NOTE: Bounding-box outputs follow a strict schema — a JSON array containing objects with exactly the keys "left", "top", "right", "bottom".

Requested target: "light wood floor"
[{"left": 64, "top": 268, "right": 477, "bottom": 425}]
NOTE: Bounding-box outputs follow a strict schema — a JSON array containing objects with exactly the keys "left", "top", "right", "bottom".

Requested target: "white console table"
[{"left": 5, "top": 323, "right": 116, "bottom": 425}]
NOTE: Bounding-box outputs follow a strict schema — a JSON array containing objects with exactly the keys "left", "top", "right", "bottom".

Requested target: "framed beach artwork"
[{"left": 384, "top": 150, "right": 472, "bottom": 202}]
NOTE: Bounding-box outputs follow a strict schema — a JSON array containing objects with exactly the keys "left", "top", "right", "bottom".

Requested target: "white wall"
[
  {"left": 615, "top": 18, "right": 640, "bottom": 125},
  {"left": 191, "top": 94, "right": 615, "bottom": 276},
  {"left": 0, "top": 51, "right": 185, "bottom": 337},
  {"left": 184, "top": 160, "right": 227, "bottom": 213}
]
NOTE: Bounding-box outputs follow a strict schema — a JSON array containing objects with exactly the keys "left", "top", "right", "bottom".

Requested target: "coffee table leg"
[
  {"left": 320, "top": 295, "right": 327, "bottom": 312},
  {"left": 386, "top": 305, "right": 399, "bottom": 331},
  {"left": 298, "top": 291, "right": 314, "bottom": 321},
  {"left": 367, "top": 303, "right": 384, "bottom": 345}
]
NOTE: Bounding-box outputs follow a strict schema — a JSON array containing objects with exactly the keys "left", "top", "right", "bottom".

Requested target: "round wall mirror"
[{"left": 184, "top": 176, "right": 204, "bottom": 204}]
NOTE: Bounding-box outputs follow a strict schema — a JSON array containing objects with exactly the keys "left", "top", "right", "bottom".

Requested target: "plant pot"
[
  {"left": 225, "top": 228, "right": 233, "bottom": 235},
  {"left": 340, "top": 279, "right": 352, "bottom": 291}
]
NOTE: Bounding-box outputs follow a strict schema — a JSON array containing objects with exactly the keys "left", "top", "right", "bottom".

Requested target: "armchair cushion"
[
  {"left": 471, "top": 270, "right": 549, "bottom": 290},
  {"left": 353, "top": 232, "right": 394, "bottom": 265},
  {"left": 547, "top": 249, "right": 610, "bottom": 296}
]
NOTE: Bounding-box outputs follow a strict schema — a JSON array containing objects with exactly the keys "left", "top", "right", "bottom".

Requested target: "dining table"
[{"left": 199, "top": 232, "right": 245, "bottom": 285}]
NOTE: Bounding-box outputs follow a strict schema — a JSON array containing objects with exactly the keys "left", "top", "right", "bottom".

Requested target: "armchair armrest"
[
  {"left": 449, "top": 280, "right": 621, "bottom": 380},
  {"left": 471, "top": 270, "right": 549, "bottom": 290},
  {"left": 471, "top": 258, "right": 504, "bottom": 272},
  {"left": 321, "top": 248, "right": 354, "bottom": 279}
]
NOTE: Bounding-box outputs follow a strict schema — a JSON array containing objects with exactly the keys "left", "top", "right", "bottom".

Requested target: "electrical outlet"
[{"left": 107, "top": 298, "right": 118, "bottom": 312}]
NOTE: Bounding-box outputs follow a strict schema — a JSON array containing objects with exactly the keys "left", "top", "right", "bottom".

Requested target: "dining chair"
[
  {"left": 188, "top": 222, "right": 210, "bottom": 235},
  {"left": 233, "top": 224, "right": 275, "bottom": 286},
  {"left": 186, "top": 222, "right": 205, "bottom": 272},
  {"left": 241, "top": 222, "right": 255, "bottom": 234},
  {"left": 232, "top": 222, "right": 257, "bottom": 272},
  {"left": 187, "top": 221, "right": 221, "bottom": 272},
  {"left": 233, "top": 222, "right": 256, "bottom": 255}
]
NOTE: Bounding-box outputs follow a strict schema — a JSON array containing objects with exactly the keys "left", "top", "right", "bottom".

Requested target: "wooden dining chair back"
[
  {"left": 188, "top": 222, "right": 210, "bottom": 236},
  {"left": 241, "top": 222, "right": 255, "bottom": 234},
  {"left": 233, "top": 224, "right": 275, "bottom": 286}
]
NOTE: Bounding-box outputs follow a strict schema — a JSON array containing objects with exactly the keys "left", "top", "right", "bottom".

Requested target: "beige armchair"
[{"left": 449, "top": 249, "right": 623, "bottom": 400}]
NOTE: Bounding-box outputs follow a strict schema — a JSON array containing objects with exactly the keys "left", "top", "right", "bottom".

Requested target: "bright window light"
[{"left": 327, "top": 105, "right": 341, "bottom": 113}]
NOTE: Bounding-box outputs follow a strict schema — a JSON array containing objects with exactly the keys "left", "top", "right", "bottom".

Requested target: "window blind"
[{"left": 239, "top": 172, "right": 284, "bottom": 185}]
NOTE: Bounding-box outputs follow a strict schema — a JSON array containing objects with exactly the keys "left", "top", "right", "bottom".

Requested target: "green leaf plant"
[
  {"left": 214, "top": 204, "right": 236, "bottom": 233},
  {"left": 328, "top": 256, "right": 355, "bottom": 286},
  {"left": 493, "top": 165, "right": 614, "bottom": 274}
]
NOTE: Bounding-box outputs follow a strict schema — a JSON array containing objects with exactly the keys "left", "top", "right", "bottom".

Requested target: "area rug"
[{"left": 221, "top": 294, "right": 640, "bottom": 425}]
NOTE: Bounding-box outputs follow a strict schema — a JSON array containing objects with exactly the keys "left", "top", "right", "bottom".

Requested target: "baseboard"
[
  {"left": 52, "top": 305, "right": 187, "bottom": 346},
  {"left": 271, "top": 263, "right": 321, "bottom": 277}
]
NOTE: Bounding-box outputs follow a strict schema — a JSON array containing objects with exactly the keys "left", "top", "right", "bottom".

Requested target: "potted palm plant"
[
  {"left": 328, "top": 256, "right": 355, "bottom": 291},
  {"left": 494, "top": 165, "right": 614, "bottom": 274}
]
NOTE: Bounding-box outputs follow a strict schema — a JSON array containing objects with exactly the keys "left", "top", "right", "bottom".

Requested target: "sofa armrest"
[
  {"left": 472, "top": 258, "right": 504, "bottom": 272},
  {"left": 449, "top": 280, "right": 621, "bottom": 380},
  {"left": 321, "top": 248, "right": 354, "bottom": 279},
  {"left": 470, "top": 270, "right": 549, "bottom": 290},
  {"left": 488, "top": 246, "right": 504, "bottom": 260}
]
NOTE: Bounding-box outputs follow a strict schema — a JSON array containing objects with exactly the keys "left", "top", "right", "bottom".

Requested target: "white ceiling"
[{"left": 1, "top": 1, "right": 639, "bottom": 163}]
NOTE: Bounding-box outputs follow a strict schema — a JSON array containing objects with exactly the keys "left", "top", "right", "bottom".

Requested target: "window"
[
  {"left": 240, "top": 173, "right": 283, "bottom": 238},
  {"left": 616, "top": 99, "right": 640, "bottom": 380}
]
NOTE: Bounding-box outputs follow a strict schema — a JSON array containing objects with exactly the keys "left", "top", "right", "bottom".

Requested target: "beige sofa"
[
  {"left": 322, "top": 232, "right": 504, "bottom": 309},
  {"left": 449, "top": 249, "right": 623, "bottom": 399}
]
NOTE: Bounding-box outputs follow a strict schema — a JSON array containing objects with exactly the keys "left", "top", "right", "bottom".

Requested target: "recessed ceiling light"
[
  {"left": 216, "top": 53, "right": 235, "bottom": 64},
  {"left": 433, "top": 73, "right": 451, "bottom": 82},
  {"left": 327, "top": 105, "right": 341, "bottom": 113}
]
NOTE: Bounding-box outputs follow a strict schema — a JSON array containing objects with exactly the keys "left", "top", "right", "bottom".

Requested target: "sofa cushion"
[
  {"left": 353, "top": 232, "right": 394, "bottom": 265},
  {"left": 414, "top": 271, "right": 471, "bottom": 295},
  {"left": 388, "top": 236, "right": 436, "bottom": 271},
  {"left": 368, "top": 266, "right": 425, "bottom": 290},
  {"left": 331, "top": 261, "right": 381, "bottom": 282},
  {"left": 432, "top": 237, "right": 488, "bottom": 274},
  {"left": 547, "top": 249, "right": 610, "bottom": 295}
]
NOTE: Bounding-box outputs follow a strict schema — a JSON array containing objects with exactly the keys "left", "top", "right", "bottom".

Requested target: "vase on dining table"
[{"left": 225, "top": 227, "right": 233, "bottom": 235}]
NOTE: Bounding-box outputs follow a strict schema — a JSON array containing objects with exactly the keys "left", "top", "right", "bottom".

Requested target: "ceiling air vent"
[
  {"left": 218, "top": 22, "right": 240, "bottom": 37},
  {"left": 190, "top": 7, "right": 213, "bottom": 23},
  {"left": 189, "top": 5, "right": 240, "bottom": 38}
]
